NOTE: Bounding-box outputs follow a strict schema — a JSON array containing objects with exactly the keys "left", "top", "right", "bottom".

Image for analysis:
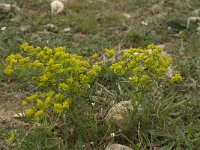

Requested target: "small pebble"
[
  {"left": 63, "top": 27, "right": 71, "bottom": 32},
  {"left": 1, "top": 27, "right": 7, "bottom": 31}
]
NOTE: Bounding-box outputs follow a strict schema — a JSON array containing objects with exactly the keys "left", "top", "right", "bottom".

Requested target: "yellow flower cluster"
[
  {"left": 4, "top": 53, "right": 30, "bottom": 75},
  {"left": 169, "top": 73, "right": 183, "bottom": 84},
  {"left": 91, "top": 53, "right": 99, "bottom": 61},
  {"left": 104, "top": 49, "right": 115, "bottom": 58},
  {"left": 109, "top": 44, "right": 181, "bottom": 85},
  {"left": 4, "top": 43, "right": 182, "bottom": 122},
  {"left": 110, "top": 61, "right": 126, "bottom": 75},
  {"left": 23, "top": 91, "right": 73, "bottom": 121},
  {"left": 5, "top": 43, "right": 102, "bottom": 121}
]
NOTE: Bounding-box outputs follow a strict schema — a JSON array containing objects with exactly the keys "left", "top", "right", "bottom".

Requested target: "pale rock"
[
  {"left": 105, "top": 101, "right": 133, "bottom": 129},
  {"left": 63, "top": 27, "right": 71, "bottom": 32},
  {"left": 123, "top": 13, "right": 131, "bottom": 19},
  {"left": 51, "top": 0, "right": 65, "bottom": 15},
  {"left": 1, "top": 26, "right": 6, "bottom": 31},
  {"left": 14, "top": 112, "right": 24, "bottom": 118},
  {"left": 141, "top": 20, "right": 148, "bottom": 26},
  {"left": 45, "top": 23, "right": 58, "bottom": 32},
  {"left": 105, "top": 144, "right": 134, "bottom": 150}
]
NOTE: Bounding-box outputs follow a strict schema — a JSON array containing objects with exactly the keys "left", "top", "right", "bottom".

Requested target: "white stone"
[
  {"left": 141, "top": 20, "right": 148, "bottom": 26},
  {"left": 123, "top": 13, "right": 131, "bottom": 19},
  {"left": 13, "top": 112, "right": 24, "bottom": 118},
  {"left": 51, "top": 0, "right": 65, "bottom": 15},
  {"left": 1, "top": 26, "right": 6, "bottom": 31},
  {"left": 63, "top": 27, "right": 71, "bottom": 32}
]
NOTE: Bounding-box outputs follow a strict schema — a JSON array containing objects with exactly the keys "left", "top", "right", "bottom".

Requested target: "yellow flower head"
[
  {"left": 26, "top": 94, "right": 38, "bottom": 102},
  {"left": 4, "top": 66, "right": 14, "bottom": 75},
  {"left": 156, "top": 67, "right": 166, "bottom": 76},
  {"left": 92, "top": 65, "right": 102, "bottom": 72},
  {"left": 55, "top": 93, "right": 64, "bottom": 101},
  {"left": 54, "top": 103, "right": 63, "bottom": 113},
  {"left": 47, "top": 59, "right": 54, "bottom": 66},
  {"left": 20, "top": 42, "right": 29, "bottom": 50},
  {"left": 128, "top": 61, "right": 136, "bottom": 68},
  {"left": 91, "top": 53, "right": 99, "bottom": 61},
  {"left": 36, "top": 99, "right": 44, "bottom": 108},
  {"left": 44, "top": 97, "right": 51, "bottom": 109},
  {"left": 110, "top": 61, "right": 126, "bottom": 74},
  {"left": 67, "top": 77, "right": 73, "bottom": 85},
  {"left": 123, "top": 51, "right": 131, "bottom": 58},
  {"left": 130, "top": 76, "right": 138, "bottom": 84},
  {"left": 21, "top": 100, "right": 28, "bottom": 106},
  {"left": 147, "top": 44, "right": 163, "bottom": 53},
  {"left": 104, "top": 49, "right": 115, "bottom": 58},
  {"left": 9, "top": 58, "right": 17, "bottom": 65},
  {"left": 54, "top": 47, "right": 66, "bottom": 53},
  {"left": 59, "top": 83, "right": 69, "bottom": 91},
  {"left": 47, "top": 91, "right": 55, "bottom": 97},
  {"left": 52, "top": 63, "right": 62, "bottom": 70},
  {"left": 25, "top": 108, "right": 34, "bottom": 116},
  {"left": 132, "top": 67, "right": 143, "bottom": 75},
  {"left": 40, "top": 74, "right": 49, "bottom": 82},
  {"left": 32, "top": 60, "right": 43, "bottom": 67},
  {"left": 62, "top": 100, "right": 71, "bottom": 109},
  {"left": 140, "top": 75, "right": 150, "bottom": 83},
  {"left": 170, "top": 73, "right": 183, "bottom": 83},
  {"left": 34, "top": 110, "right": 45, "bottom": 121}
]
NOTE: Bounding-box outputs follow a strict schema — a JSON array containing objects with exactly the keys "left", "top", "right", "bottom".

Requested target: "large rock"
[
  {"left": 51, "top": 0, "right": 65, "bottom": 15},
  {"left": 105, "top": 144, "right": 134, "bottom": 150},
  {"left": 105, "top": 101, "right": 133, "bottom": 129},
  {"left": 0, "top": 3, "right": 20, "bottom": 14}
]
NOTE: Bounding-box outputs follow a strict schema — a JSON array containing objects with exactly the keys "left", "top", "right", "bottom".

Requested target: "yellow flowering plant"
[
  {"left": 101, "top": 44, "right": 183, "bottom": 128},
  {"left": 4, "top": 43, "right": 182, "bottom": 133},
  {"left": 106, "top": 44, "right": 182, "bottom": 86},
  {"left": 4, "top": 43, "right": 102, "bottom": 126}
]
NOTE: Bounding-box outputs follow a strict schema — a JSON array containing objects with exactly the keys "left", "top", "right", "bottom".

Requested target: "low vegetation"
[{"left": 0, "top": 0, "right": 200, "bottom": 149}]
